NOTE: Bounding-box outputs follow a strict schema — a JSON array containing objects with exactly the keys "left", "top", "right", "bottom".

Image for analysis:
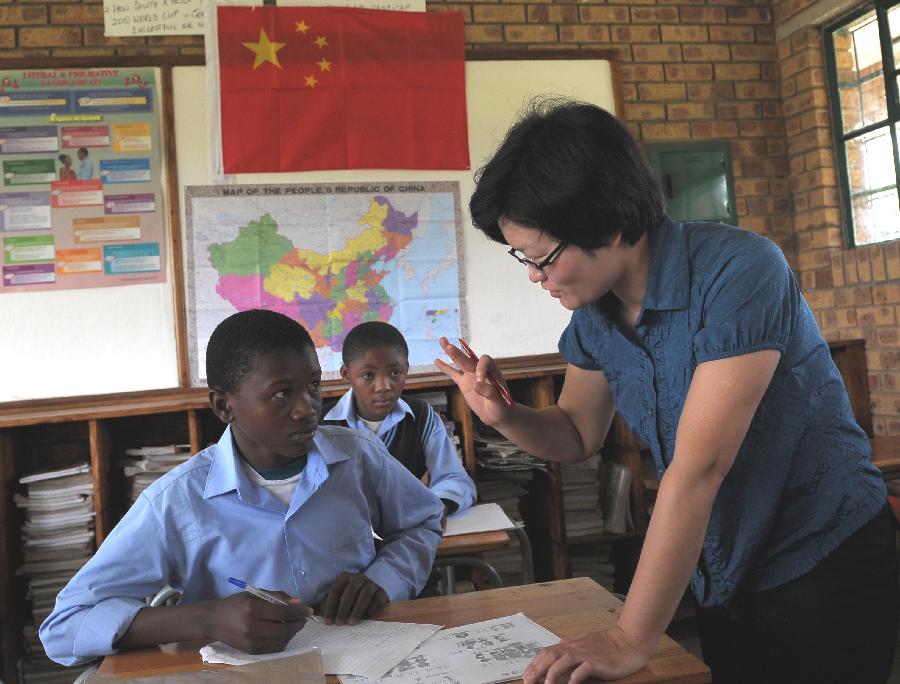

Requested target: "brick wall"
[
  {"left": 0, "top": 0, "right": 794, "bottom": 252},
  {"left": 774, "top": 1, "right": 900, "bottom": 435},
  {"left": 5, "top": 0, "right": 894, "bottom": 432}
]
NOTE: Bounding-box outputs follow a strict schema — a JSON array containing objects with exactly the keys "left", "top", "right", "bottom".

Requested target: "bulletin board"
[{"left": 0, "top": 52, "right": 618, "bottom": 403}]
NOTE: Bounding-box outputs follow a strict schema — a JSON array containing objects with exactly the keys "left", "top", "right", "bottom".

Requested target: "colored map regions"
[{"left": 208, "top": 196, "right": 416, "bottom": 351}]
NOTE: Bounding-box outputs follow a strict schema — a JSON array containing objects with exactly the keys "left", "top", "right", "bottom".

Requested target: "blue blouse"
[{"left": 559, "top": 217, "right": 886, "bottom": 607}]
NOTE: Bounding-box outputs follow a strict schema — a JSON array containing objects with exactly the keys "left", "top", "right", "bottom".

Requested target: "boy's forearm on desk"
[{"left": 116, "top": 602, "right": 215, "bottom": 650}]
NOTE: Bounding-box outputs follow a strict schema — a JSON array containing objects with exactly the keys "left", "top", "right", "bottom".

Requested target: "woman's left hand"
[{"left": 522, "top": 625, "right": 651, "bottom": 683}]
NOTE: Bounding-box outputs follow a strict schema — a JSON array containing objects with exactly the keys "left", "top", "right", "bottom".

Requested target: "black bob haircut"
[
  {"left": 342, "top": 321, "right": 409, "bottom": 367},
  {"left": 469, "top": 98, "right": 664, "bottom": 249},
  {"left": 206, "top": 309, "right": 315, "bottom": 392}
]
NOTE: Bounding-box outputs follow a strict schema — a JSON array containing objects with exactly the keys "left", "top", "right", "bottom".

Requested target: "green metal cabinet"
[{"left": 644, "top": 141, "right": 736, "bottom": 225}]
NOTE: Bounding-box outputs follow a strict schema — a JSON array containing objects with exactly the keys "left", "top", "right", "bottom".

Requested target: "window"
[{"left": 825, "top": 0, "right": 900, "bottom": 246}]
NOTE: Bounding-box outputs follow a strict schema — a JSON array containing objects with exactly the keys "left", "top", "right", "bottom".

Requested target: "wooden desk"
[
  {"left": 872, "top": 436, "right": 900, "bottom": 480},
  {"left": 436, "top": 529, "right": 511, "bottom": 556},
  {"left": 97, "top": 577, "right": 709, "bottom": 683}
]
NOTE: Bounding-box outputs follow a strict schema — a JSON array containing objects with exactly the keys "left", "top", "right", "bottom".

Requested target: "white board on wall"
[{"left": 172, "top": 58, "right": 616, "bottom": 369}]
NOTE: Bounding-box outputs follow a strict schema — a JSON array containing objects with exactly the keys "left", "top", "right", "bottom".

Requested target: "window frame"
[{"left": 824, "top": 0, "right": 900, "bottom": 247}]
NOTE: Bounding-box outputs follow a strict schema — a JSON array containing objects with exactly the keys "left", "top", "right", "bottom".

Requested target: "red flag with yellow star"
[{"left": 216, "top": 5, "right": 469, "bottom": 173}]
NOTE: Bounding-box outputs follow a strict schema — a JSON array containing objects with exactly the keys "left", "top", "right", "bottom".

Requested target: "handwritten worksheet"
[
  {"left": 339, "top": 613, "right": 560, "bottom": 684},
  {"left": 200, "top": 619, "right": 442, "bottom": 679}
]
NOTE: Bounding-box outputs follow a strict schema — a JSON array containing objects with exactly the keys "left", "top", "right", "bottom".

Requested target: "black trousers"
[{"left": 694, "top": 504, "right": 899, "bottom": 684}]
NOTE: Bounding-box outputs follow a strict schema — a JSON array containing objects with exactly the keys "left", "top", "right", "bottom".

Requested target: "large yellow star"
[
  {"left": 317, "top": 58, "right": 332, "bottom": 72},
  {"left": 295, "top": 20, "right": 309, "bottom": 34},
  {"left": 304, "top": 74, "right": 318, "bottom": 88},
  {"left": 314, "top": 35, "right": 328, "bottom": 48},
  {"left": 242, "top": 28, "right": 286, "bottom": 69}
]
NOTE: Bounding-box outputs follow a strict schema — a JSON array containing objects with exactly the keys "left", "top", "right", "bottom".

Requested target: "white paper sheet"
[
  {"left": 200, "top": 619, "right": 442, "bottom": 679},
  {"left": 339, "top": 613, "right": 559, "bottom": 684},
  {"left": 443, "top": 503, "right": 516, "bottom": 537}
]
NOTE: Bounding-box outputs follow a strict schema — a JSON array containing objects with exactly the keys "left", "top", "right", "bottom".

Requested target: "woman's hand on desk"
[
  {"left": 322, "top": 572, "right": 389, "bottom": 626},
  {"left": 210, "top": 591, "right": 312, "bottom": 655},
  {"left": 522, "top": 625, "right": 650, "bottom": 683},
  {"left": 435, "top": 337, "right": 513, "bottom": 427}
]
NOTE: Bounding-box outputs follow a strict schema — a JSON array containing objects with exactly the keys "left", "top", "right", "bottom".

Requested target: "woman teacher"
[{"left": 436, "top": 100, "right": 896, "bottom": 684}]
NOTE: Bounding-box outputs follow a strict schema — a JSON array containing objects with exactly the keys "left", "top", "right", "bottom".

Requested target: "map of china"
[{"left": 209, "top": 196, "right": 417, "bottom": 351}]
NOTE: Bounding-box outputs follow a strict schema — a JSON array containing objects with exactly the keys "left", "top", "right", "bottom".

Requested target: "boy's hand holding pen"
[{"left": 228, "top": 577, "right": 321, "bottom": 623}]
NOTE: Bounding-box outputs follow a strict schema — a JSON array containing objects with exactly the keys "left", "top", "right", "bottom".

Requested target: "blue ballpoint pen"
[{"left": 228, "top": 577, "right": 321, "bottom": 622}]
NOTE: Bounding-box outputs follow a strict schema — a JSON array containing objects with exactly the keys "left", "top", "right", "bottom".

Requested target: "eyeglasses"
[{"left": 507, "top": 241, "right": 568, "bottom": 272}]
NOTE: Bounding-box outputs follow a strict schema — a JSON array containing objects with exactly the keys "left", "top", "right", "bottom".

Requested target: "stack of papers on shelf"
[
  {"left": 15, "top": 463, "right": 96, "bottom": 683},
  {"left": 561, "top": 454, "right": 604, "bottom": 542},
  {"left": 117, "top": 444, "right": 192, "bottom": 503},
  {"left": 473, "top": 422, "right": 544, "bottom": 586},
  {"left": 413, "top": 391, "right": 463, "bottom": 461},
  {"left": 340, "top": 613, "right": 560, "bottom": 684},
  {"left": 570, "top": 537, "right": 616, "bottom": 591}
]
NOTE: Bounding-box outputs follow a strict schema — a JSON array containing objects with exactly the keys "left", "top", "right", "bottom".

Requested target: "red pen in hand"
[{"left": 458, "top": 339, "right": 514, "bottom": 407}]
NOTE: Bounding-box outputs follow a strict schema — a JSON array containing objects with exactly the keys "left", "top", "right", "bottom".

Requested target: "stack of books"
[
  {"left": 560, "top": 454, "right": 604, "bottom": 541},
  {"left": 413, "top": 391, "right": 463, "bottom": 461},
  {"left": 15, "top": 463, "right": 95, "bottom": 683},
  {"left": 570, "top": 538, "right": 616, "bottom": 591},
  {"left": 117, "top": 444, "right": 192, "bottom": 504},
  {"left": 473, "top": 423, "right": 544, "bottom": 586}
]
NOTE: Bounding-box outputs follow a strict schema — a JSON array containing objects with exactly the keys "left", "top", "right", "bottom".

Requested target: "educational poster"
[
  {"left": 0, "top": 68, "right": 167, "bottom": 293},
  {"left": 185, "top": 182, "right": 465, "bottom": 383}
]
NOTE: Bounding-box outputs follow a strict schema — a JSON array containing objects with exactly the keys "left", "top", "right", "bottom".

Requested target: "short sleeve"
[
  {"left": 558, "top": 308, "right": 606, "bottom": 371},
  {"left": 692, "top": 236, "right": 799, "bottom": 364}
]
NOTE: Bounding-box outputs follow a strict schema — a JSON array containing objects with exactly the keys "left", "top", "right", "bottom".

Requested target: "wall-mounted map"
[{"left": 185, "top": 181, "right": 464, "bottom": 383}]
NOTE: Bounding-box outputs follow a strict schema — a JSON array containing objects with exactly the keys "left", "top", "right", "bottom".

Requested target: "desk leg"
[
  {"left": 440, "top": 566, "right": 456, "bottom": 595},
  {"left": 514, "top": 524, "right": 535, "bottom": 585}
]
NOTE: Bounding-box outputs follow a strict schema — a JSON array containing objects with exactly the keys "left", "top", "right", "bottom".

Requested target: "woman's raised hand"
[{"left": 435, "top": 337, "right": 513, "bottom": 426}]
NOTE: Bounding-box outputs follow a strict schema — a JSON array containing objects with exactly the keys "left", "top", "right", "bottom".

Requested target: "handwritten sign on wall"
[
  {"left": 104, "top": 0, "right": 205, "bottom": 36},
  {"left": 104, "top": 0, "right": 423, "bottom": 37}
]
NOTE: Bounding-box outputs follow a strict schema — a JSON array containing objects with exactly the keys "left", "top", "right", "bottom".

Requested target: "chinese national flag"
[{"left": 217, "top": 6, "right": 469, "bottom": 173}]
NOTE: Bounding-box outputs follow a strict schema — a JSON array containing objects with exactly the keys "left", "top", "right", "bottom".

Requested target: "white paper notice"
[
  {"left": 200, "top": 619, "right": 442, "bottom": 679},
  {"left": 104, "top": 0, "right": 206, "bottom": 37},
  {"left": 444, "top": 503, "right": 516, "bottom": 537},
  {"left": 277, "top": 0, "right": 424, "bottom": 12},
  {"left": 339, "top": 613, "right": 560, "bottom": 684}
]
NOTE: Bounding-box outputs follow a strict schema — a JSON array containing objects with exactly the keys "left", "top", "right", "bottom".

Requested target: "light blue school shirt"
[
  {"left": 40, "top": 424, "right": 443, "bottom": 666},
  {"left": 559, "top": 217, "right": 886, "bottom": 608},
  {"left": 324, "top": 390, "right": 476, "bottom": 512},
  {"left": 78, "top": 158, "right": 94, "bottom": 180}
]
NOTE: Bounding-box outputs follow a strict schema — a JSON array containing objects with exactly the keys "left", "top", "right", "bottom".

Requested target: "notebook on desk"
[{"left": 443, "top": 503, "right": 516, "bottom": 537}]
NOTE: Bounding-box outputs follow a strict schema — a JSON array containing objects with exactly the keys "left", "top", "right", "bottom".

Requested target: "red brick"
[
  {"left": 504, "top": 24, "right": 558, "bottom": 42},
  {"left": 19, "top": 26, "right": 81, "bottom": 46},
  {"left": 682, "top": 43, "right": 730, "bottom": 62},
  {"left": 473, "top": 4, "right": 525, "bottom": 22},
  {"left": 660, "top": 24, "right": 708, "bottom": 42},
  {"left": 610, "top": 25, "right": 660, "bottom": 42},
  {"left": 579, "top": 5, "right": 629, "bottom": 23},
  {"left": 632, "top": 44, "right": 681, "bottom": 62},
  {"left": 50, "top": 4, "right": 102, "bottom": 24},
  {"left": 665, "top": 63, "right": 713, "bottom": 81},
  {"left": 630, "top": 7, "right": 678, "bottom": 23},
  {"left": 0, "top": 5, "right": 45, "bottom": 24},
  {"left": 465, "top": 24, "right": 503, "bottom": 43}
]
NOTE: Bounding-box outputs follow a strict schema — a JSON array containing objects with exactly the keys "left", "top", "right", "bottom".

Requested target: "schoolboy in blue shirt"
[
  {"left": 40, "top": 310, "right": 443, "bottom": 667},
  {"left": 324, "top": 321, "right": 476, "bottom": 528}
]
